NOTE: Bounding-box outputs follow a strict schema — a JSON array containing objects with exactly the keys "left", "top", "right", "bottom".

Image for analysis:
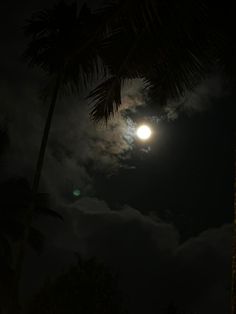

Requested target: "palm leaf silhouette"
[
  {"left": 89, "top": 77, "right": 122, "bottom": 122},
  {"left": 24, "top": 1, "right": 103, "bottom": 94},
  {"left": 88, "top": 0, "right": 221, "bottom": 121}
]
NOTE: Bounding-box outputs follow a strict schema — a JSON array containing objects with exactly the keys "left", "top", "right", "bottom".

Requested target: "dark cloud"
[
  {"left": 0, "top": 71, "right": 145, "bottom": 201},
  {"left": 22, "top": 197, "right": 231, "bottom": 314},
  {"left": 173, "top": 225, "right": 232, "bottom": 313},
  {"left": 162, "top": 75, "right": 227, "bottom": 120}
]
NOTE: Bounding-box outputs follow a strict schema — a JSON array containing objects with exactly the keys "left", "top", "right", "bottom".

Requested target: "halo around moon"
[{"left": 136, "top": 125, "right": 152, "bottom": 140}]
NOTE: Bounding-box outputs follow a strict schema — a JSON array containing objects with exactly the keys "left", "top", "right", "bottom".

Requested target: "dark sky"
[
  {"left": 95, "top": 98, "right": 235, "bottom": 239},
  {"left": 0, "top": 1, "right": 235, "bottom": 314}
]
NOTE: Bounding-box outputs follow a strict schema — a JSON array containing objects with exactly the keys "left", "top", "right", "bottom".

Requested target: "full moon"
[{"left": 136, "top": 125, "right": 152, "bottom": 140}]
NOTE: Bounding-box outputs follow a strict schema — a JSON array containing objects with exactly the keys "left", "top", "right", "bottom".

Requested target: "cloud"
[
  {"left": 156, "top": 75, "right": 227, "bottom": 121},
  {"left": 24, "top": 197, "right": 232, "bottom": 314},
  {"left": 0, "top": 72, "right": 144, "bottom": 200},
  {"left": 41, "top": 79, "right": 146, "bottom": 198},
  {"left": 173, "top": 224, "right": 232, "bottom": 314}
]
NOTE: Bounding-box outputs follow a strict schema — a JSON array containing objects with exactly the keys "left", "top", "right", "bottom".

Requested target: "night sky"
[{"left": 0, "top": 1, "right": 235, "bottom": 314}]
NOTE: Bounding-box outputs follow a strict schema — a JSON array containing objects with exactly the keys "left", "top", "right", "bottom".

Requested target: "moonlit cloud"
[
  {"left": 23, "top": 197, "right": 232, "bottom": 314},
  {"left": 162, "top": 76, "right": 226, "bottom": 120},
  {"left": 0, "top": 74, "right": 146, "bottom": 200},
  {"left": 2, "top": 74, "right": 223, "bottom": 201}
]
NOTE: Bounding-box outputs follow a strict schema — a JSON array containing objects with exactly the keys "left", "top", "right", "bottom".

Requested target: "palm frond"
[
  {"left": 95, "top": 0, "right": 161, "bottom": 36},
  {"left": 88, "top": 77, "right": 122, "bottom": 122},
  {"left": 23, "top": 1, "right": 105, "bottom": 93},
  {"left": 24, "top": 0, "right": 225, "bottom": 123},
  {"left": 36, "top": 207, "right": 63, "bottom": 220},
  {"left": 34, "top": 193, "right": 63, "bottom": 220},
  {"left": 89, "top": 0, "right": 220, "bottom": 121}
]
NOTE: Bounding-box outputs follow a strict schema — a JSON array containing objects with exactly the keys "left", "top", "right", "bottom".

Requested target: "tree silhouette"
[
  {"left": 88, "top": 0, "right": 221, "bottom": 121},
  {"left": 22, "top": 1, "right": 235, "bottom": 314},
  {"left": 27, "top": 256, "right": 124, "bottom": 314},
  {"left": 24, "top": 1, "right": 103, "bottom": 194},
  {"left": 0, "top": 177, "right": 63, "bottom": 313},
  {"left": 14, "top": 2, "right": 104, "bottom": 312}
]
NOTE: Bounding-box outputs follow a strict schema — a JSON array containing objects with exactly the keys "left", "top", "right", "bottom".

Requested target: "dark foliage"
[
  {"left": 23, "top": 1, "right": 104, "bottom": 96},
  {"left": 0, "top": 177, "right": 63, "bottom": 256},
  {"left": 87, "top": 0, "right": 225, "bottom": 120},
  {"left": 24, "top": 0, "right": 228, "bottom": 122},
  {"left": 27, "top": 256, "right": 124, "bottom": 314},
  {"left": 0, "top": 177, "right": 63, "bottom": 312},
  {"left": 0, "top": 176, "right": 63, "bottom": 288}
]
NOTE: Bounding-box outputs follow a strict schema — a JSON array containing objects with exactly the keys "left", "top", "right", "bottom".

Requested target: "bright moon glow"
[{"left": 136, "top": 125, "right": 152, "bottom": 140}]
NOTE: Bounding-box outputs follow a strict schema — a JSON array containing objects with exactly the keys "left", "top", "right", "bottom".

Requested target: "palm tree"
[
  {"left": 88, "top": 0, "right": 220, "bottom": 120},
  {"left": 23, "top": 0, "right": 216, "bottom": 252},
  {"left": 0, "top": 127, "right": 63, "bottom": 313},
  {"left": 24, "top": 1, "right": 102, "bottom": 195},
  {"left": 11, "top": 2, "right": 105, "bottom": 312},
  {"left": 22, "top": 1, "right": 234, "bottom": 313}
]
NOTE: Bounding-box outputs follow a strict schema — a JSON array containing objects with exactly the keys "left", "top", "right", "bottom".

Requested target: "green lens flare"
[{"left": 73, "top": 189, "right": 81, "bottom": 197}]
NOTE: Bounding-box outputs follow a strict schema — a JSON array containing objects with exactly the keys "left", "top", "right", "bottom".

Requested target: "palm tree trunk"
[
  {"left": 9, "top": 75, "right": 61, "bottom": 314},
  {"left": 32, "top": 75, "right": 61, "bottom": 195}
]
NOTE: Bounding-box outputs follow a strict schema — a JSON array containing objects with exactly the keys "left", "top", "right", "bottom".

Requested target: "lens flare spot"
[{"left": 73, "top": 189, "right": 81, "bottom": 197}]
